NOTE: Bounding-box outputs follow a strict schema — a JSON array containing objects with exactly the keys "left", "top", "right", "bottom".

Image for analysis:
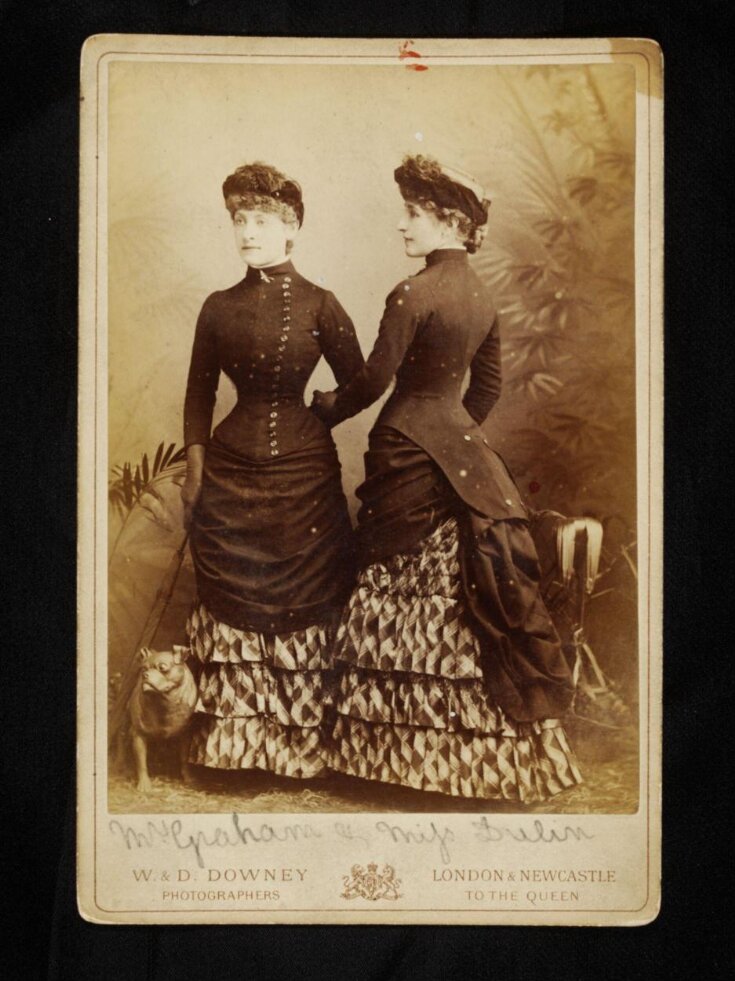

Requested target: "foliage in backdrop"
[
  {"left": 107, "top": 66, "right": 638, "bottom": 698},
  {"left": 470, "top": 66, "right": 636, "bottom": 534}
]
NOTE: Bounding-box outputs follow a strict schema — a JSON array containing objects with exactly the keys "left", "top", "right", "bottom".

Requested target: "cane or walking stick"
[{"left": 108, "top": 531, "right": 190, "bottom": 754}]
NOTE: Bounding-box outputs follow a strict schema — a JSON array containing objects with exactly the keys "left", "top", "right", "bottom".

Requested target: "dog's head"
[{"left": 138, "top": 647, "right": 188, "bottom": 695}]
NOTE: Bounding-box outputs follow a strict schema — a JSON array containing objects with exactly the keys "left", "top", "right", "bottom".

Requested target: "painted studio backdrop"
[{"left": 107, "top": 60, "right": 638, "bottom": 809}]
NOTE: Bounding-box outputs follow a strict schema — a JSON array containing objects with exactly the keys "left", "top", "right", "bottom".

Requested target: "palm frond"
[{"left": 108, "top": 441, "right": 187, "bottom": 527}]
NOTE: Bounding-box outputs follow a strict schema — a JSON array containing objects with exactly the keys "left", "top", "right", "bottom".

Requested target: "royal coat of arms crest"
[{"left": 341, "top": 863, "right": 402, "bottom": 901}]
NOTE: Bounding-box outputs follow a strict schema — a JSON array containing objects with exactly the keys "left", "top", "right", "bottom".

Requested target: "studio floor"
[{"left": 108, "top": 725, "right": 639, "bottom": 815}]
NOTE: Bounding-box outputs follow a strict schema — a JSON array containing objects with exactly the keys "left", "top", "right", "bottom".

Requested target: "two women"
[{"left": 183, "top": 155, "right": 581, "bottom": 802}]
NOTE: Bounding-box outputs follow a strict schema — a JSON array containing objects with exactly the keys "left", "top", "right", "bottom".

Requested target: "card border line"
[{"left": 84, "top": 40, "right": 659, "bottom": 922}]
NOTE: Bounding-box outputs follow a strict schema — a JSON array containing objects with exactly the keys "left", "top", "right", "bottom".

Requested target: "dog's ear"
[
  {"left": 172, "top": 645, "right": 186, "bottom": 665},
  {"left": 138, "top": 647, "right": 151, "bottom": 663}
]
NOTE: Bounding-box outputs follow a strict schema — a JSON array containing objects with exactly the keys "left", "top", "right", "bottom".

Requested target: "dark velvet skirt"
[
  {"left": 355, "top": 427, "right": 456, "bottom": 564},
  {"left": 190, "top": 433, "right": 355, "bottom": 634}
]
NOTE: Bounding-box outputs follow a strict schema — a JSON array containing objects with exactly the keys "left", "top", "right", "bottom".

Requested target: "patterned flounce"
[
  {"left": 336, "top": 669, "right": 521, "bottom": 732},
  {"left": 337, "top": 587, "right": 482, "bottom": 679},
  {"left": 331, "top": 716, "right": 579, "bottom": 802},
  {"left": 328, "top": 518, "right": 582, "bottom": 801},
  {"left": 191, "top": 718, "right": 326, "bottom": 776},
  {"left": 186, "top": 603, "right": 333, "bottom": 778}
]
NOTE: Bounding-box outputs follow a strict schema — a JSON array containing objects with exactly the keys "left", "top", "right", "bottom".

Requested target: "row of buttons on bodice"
[{"left": 265, "top": 273, "right": 293, "bottom": 457}]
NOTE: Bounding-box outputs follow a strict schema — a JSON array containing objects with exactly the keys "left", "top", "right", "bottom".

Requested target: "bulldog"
[{"left": 128, "top": 645, "right": 198, "bottom": 793}]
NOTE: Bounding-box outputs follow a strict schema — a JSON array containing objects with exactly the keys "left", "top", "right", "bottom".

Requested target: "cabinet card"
[{"left": 78, "top": 34, "right": 662, "bottom": 925}]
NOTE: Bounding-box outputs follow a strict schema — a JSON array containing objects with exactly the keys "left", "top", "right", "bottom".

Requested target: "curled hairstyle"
[
  {"left": 222, "top": 162, "right": 304, "bottom": 228},
  {"left": 394, "top": 154, "right": 490, "bottom": 254}
]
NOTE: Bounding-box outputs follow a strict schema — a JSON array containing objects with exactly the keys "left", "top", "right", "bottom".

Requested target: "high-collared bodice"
[
  {"left": 325, "top": 249, "right": 527, "bottom": 520},
  {"left": 329, "top": 250, "right": 497, "bottom": 416},
  {"left": 184, "top": 261, "right": 363, "bottom": 459}
]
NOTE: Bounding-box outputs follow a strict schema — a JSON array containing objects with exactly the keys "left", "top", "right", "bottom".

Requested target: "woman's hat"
[
  {"left": 223, "top": 162, "right": 304, "bottom": 227},
  {"left": 394, "top": 154, "right": 490, "bottom": 226}
]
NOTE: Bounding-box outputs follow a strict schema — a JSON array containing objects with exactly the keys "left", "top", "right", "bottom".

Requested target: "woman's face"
[
  {"left": 397, "top": 201, "right": 463, "bottom": 257},
  {"left": 232, "top": 208, "right": 297, "bottom": 268}
]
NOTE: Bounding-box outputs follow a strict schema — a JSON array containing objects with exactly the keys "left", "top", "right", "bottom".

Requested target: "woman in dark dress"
[
  {"left": 182, "top": 162, "right": 364, "bottom": 779},
  {"left": 312, "top": 155, "right": 582, "bottom": 802}
]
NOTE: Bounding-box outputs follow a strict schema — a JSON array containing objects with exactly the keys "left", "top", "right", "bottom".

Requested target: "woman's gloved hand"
[
  {"left": 310, "top": 389, "right": 338, "bottom": 424},
  {"left": 181, "top": 475, "right": 202, "bottom": 529},
  {"left": 181, "top": 444, "right": 205, "bottom": 529}
]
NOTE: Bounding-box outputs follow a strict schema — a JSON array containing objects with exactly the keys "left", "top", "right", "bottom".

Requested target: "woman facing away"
[
  {"left": 182, "top": 162, "right": 364, "bottom": 780},
  {"left": 312, "top": 154, "right": 582, "bottom": 803}
]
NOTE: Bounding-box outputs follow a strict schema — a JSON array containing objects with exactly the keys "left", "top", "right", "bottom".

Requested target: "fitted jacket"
[
  {"left": 184, "top": 260, "right": 363, "bottom": 459},
  {"left": 326, "top": 249, "right": 527, "bottom": 521}
]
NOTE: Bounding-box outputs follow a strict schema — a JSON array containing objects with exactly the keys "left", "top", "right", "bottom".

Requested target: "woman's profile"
[
  {"left": 313, "top": 154, "right": 582, "bottom": 802},
  {"left": 182, "top": 162, "right": 363, "bottom": 780}
]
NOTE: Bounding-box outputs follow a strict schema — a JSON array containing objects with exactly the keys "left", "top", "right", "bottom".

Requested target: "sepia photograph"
[{"left": 78, "top": 35, "right": 662, "bottom": 924}]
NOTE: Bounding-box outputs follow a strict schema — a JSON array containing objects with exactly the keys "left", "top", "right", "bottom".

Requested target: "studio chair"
[{"left": 530, "top": 510, "right": 631, "bottom": 730}]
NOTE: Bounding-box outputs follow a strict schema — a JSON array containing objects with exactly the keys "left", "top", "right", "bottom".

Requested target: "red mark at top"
[{"left": 399, "top": 40, "right": 429, "bottom": 71}]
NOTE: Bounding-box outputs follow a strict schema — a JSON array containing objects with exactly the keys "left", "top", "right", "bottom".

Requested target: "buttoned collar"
[
  {"left": 425, "top": 248, "right": 469, "bottom": 268},
  {"left": 245, "top": 259, "right": 295, "bottom": 284}
]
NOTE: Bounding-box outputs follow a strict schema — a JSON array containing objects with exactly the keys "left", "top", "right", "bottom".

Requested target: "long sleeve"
[
  {"left": 183, "top": 295, "right": 220, "bottom": 448},
  {"left": 326, "top": 281, "right": 422, "bottom": 426},
  {"left": 463, "top": 315, "right": 501, "bottom": 425},
  {"left": 317, "top": 290, "right": 365, "bottom": 386}
]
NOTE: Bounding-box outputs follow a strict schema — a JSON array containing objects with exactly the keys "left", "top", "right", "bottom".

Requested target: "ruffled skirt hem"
[
  {"left": 186, "top": 602, "right": 333, "bottom": 777},
  {"left": 189, "top": 716, "right": 329, "bottom": 779},
  {"left": 328, "top": 715, "right": 581, "bottom": 802}
]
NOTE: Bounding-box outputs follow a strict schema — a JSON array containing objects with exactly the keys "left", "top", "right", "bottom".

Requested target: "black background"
[{"left": 1, "top": 1, "right": 732, "bottom": 978}]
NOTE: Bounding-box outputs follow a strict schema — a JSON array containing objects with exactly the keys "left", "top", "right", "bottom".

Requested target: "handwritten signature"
[{"left": 109, "top": 815, "right": 594, "bottom": 867}]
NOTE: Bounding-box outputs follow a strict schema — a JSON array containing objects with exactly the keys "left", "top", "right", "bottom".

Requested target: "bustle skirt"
[
  {"left": 183, "top": 430, "right": 354, "bottom": 779},
  {"left": 186, "top": 602, "right": 333, "bottom": 778},
  {"left": 328, "top": 517, "right": 582, "bottom": 802}
]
